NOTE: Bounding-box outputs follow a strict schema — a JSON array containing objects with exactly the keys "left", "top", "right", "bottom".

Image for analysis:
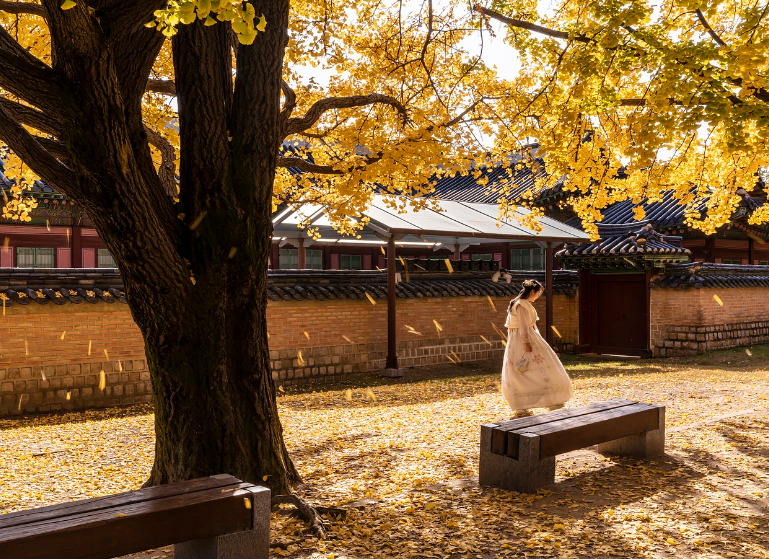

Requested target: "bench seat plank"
[
  {"left": 490, "top": 399, "right": 637, "bottom": 456},
  {"left": 0, "top": 482, "right": 256, "bottom": 559},
  {"left": 513, "top": 404, "right": 660, "bottom": 459},
  {"left": 0, "top": 474, "right": 244, "bottom": 530}
]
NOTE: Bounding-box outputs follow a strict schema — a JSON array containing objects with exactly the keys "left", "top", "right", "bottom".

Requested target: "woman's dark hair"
[{"left": 507, "top": 279, "right": 543, "bottom": 312}]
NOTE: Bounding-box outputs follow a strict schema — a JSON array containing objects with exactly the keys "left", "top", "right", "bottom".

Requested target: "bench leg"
[
  {"left": 479, "top": 425, "right": 555, "bottom": 494},
  {"left": 594, "top": 406, "right": 666, "bottom": 458},
  {"left": 175, "top": 486, "right": 271, "bottom": 559}
]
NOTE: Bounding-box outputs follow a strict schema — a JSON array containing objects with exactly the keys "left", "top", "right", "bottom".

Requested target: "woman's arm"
[{"left": 516, "top": 304, "right": 531, "bottom": 345}]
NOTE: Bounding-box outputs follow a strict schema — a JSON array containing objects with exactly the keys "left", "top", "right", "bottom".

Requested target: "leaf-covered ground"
[{"left": 1, "top": 346, "right": 768, "bottom": 558}]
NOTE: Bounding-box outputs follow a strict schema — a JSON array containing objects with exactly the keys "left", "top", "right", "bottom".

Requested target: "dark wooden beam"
[
  {"left": 545, "top": 242, "right": 554, "bottom": 346},
  {"left": 386, "top": 235, "right": 398, "bottom": 370}
]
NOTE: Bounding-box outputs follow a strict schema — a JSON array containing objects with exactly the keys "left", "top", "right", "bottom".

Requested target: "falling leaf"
[
  {"left": 303, "top": 331, "right": 310, "bottom": 340},
  {"left": 243, "top": 497, "right": 252, "bottom": 509},
  {"left": 551, "top": 325, "right": 562, "bottom": 338},
  {"left": 342, "top": 335, "right": 353, "bottom": 344},
  {"left": 433, "top": 319, "right": 443, "bottom": 332},
  {"left": 380, "top": 246, "right": 386, "bottom": 255},
  {"left": 713, "top": 294, "right": 724, "bottom": 306},
  {"left": 450, "top": 350, "right": 462, "bottom": 362},
  {"left": 446, "top": 354, "right": 456, "bottom": 363},
  {"left": 262, "top": 475, "right": 271, "bottom": 481},
  {"left": 103, "top": 349, "right": 109, "bottom": 360},
  {"left": 366, "top": 387, "right": 376, "bottom": 401},
  {"left": 118, "top": 360, "right": 122, "bottom": 372},
  {"left": 114, "top": 513, "right": 126, "bottom": 518},
  {"left": 24, "top": 340, "right": 28, "bottom": 356},
  {"left": 65, "top": 391, "right": 71, "bottom": 401},
  {"left": 365, "top": 292, "right": 377, "bottom": 305},
  {"left": 41, "top": 371, "right": 47, "bottom": 382},
  {"left": 444, "top": 259, "right": 454, "bottom": 273},
  {"left": 345, "top": 389, "right": 352, "bottom": 401},
  {"left": 98, "top": 370, "right": 106, "bottom": 391},
  {"left": 297, "top": 351, "right": 305, "bottom": 367},
  {"left": 746, "top": 348, "right": 753, "bottom": 356},
  {"left": 480, "top": 335, "right": 492, "bottom": 346},
  {"left": 61, "top": 0, "right": 76, "bottom": 10},
  {"left": 278, "top": 385, "right": 285, "bottom": 393},
  {"left": 60, "top": 331, "right": 66, "bottom": 341},
  {"left": 228, "top": 247, "right": 237, "bottom": 259},
  {"left": 486, "top": 295, "right": 497, "bottom": 313},
  {"left": 88, "top": 340, "right": 92, "bottom": 356},
  {"left": 46, "top": 220, "right": 50, "bottom": 231},
  {"left": 17, "top": 395, "right": 22, "bottom": 411},
  {"left": 189, "top": 211, "right": 208, "bottom": 230}
]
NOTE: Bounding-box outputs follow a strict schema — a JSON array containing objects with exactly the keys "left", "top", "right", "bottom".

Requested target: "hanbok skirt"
[{"left": 501, "top": 325, "right": 573, "bottom": 410}]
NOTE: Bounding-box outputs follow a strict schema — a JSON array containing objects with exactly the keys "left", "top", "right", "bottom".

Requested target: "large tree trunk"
[{"left": 28, "top": 0, "right": 299, "bottom": 494}]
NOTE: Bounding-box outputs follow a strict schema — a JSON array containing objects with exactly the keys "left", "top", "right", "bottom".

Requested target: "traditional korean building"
[{"left": 0, "top": 161, "right": 111, "bottom": 269}]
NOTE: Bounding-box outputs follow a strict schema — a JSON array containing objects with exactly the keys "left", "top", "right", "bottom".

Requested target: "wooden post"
[
  {"left": 748, "top": 237, "right": 754, "bottom": 265},
  {"left": 383, "top": 235, "right": 403, "bottom": 376},
  {"left": 705, "top": 237, "right": 715, "bottom": 263},
  {"left": 454, "top": 243, "right": 460, "bottom": 260},
  {"left": 545, "top": 242, "right": 554, "bottom": 346},
  {"left": 297, "top": 237, "right": 306, "bottom": 269}
]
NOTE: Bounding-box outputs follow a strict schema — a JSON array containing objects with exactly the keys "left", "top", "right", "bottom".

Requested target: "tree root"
[{"left": 271, "top": 494, "right": 329, "bottom": 538}]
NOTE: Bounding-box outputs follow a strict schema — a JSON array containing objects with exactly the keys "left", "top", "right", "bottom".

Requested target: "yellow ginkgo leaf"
[
  {"left": 61, "top": 0, "right": 76, "bottom": 10},
  {"left": 255, "top": 14, "right": 267, "bottom": 32}
]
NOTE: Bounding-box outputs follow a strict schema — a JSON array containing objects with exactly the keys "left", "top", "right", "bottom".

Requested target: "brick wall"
[
  {"left": 651, "top": 287, "right": 769, "bottom": 356},
  {"left": 0, "top": 303, "right": 151, "bottom": 416},
  {"left": 0, "top": 292, "right": 578, "bottom": 416},
  {"left": 266, "top": 293, "right": 579, "bottom": 384}
]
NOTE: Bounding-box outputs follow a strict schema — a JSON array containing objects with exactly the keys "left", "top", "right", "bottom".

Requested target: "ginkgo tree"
[
  {"left": 0, "top": 0, "right": 509, "bottom": 503},
  {"left": 476, "top": 0, "right": 769, "bottom": 237}
]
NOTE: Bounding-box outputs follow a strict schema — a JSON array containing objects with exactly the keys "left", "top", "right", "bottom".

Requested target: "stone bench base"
[{"left": 479, "top": 406, "right": 665, "bottom": 494}]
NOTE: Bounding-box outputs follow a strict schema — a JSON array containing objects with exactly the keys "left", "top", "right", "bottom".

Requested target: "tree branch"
[
  {"left": 0, "top": 1, "right": 46, "bottom": 17},
  {"left": 474, "top": 5, "right": 590, "bottom": 43},
  {"left": 146, "top": 78, "right": 177, "bottom": 96},
  {"left": 280, "top": 80, "right": 297, "bottom": 122},
  {"left": 0, "top": 102, "right": 74, "bottom": 193},
  {"left": 284, "top": 94, "right": 409, "bottom": 138},
  {"left": 695, "top": 9, "right": 726, "bottom": 47},
  {"left": 0, "top": 97, "right": 61, "bottom": 136},
  {"left": 0, "top": 25, "right": 68, "bottom": 113},
  {"left": 145, "top": 126, "right": 177, "bottom": 196}
]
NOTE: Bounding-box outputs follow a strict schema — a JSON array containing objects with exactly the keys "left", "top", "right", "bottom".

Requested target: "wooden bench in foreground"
[
  {"left": 0, "top": 474, "right": 270, "bottom": 559},
  {"left": 480, "top": 399, "right": 665, "bottom": 493}
]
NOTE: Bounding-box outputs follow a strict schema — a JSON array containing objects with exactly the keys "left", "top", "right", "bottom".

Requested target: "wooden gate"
[{"left": 588, "top": 273, "right": 650, "bottom": 357}]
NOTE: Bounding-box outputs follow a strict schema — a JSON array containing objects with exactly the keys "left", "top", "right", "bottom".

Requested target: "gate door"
[{"left": 590, "top": 274, "right": 649, "bottom": 356}]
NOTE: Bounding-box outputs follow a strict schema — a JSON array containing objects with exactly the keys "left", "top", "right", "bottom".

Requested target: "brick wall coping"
[
  {"left": 267, "top": 269, "right": 578, "bottom": 301},
  {"left": 0, "top": 268, "right": 578, "bottom": 307},
  {"left": 652, "top": 262, "right": 769, "bottom": 289}
]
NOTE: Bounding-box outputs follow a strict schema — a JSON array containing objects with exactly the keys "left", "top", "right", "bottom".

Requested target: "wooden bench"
[
  {"left": 0, "top": 474, "right": 270, "bottom": 559},
  {"left": 480, "top": 399, "right": 665, "bottom": 493}
]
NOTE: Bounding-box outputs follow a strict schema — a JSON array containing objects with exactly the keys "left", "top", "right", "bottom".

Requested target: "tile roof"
[
  {"left": 557, "top": 223, "right": 691, "bottom": 257},
  {"left": 0, "top": 269, "right": 126, "bottom": 306},
  {"left": 0, "top": 268, "right": 578, "bottom": 307},
  {"left": 652, "top": 263, "right": 769, "bottom": 289},
  {"left": 429, "top": 156, "right": 567, "bottom": 205}
]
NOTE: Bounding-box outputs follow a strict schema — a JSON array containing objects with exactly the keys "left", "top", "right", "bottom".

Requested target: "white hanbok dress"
[{"left": 501, "top": 299, "right": 573, "bottom": 411}]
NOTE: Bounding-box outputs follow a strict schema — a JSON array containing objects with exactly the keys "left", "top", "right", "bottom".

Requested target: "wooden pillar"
[
  {"left": 453, "top": 243, "right": 460, "bottom": 260},
  {"left": 545, "top": 242, "right": 554, "bottom": 346},
  {"left": 705, "top": 237, "right": 715, "bottom": 263},
  {"left": 72, "top": 225, "right": 83, "bottom": 268},
  {"left": 297, "top": 237, "right": 306, "bottom": 269},
  {"left": 383, "top": 235, "right": 402, "bottom": 375},
  {"left": 749, "top": 237, "right": 754, "bottom": 265}
]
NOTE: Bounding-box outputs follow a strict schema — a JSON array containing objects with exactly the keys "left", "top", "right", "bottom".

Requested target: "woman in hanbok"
[{"left": 501, "top": 279, "right": 573, "bottom": 418}]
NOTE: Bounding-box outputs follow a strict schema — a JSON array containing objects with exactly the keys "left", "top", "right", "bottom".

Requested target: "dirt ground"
[{"left": 2, "top": 347, "right": 768, "bottom": 558}]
